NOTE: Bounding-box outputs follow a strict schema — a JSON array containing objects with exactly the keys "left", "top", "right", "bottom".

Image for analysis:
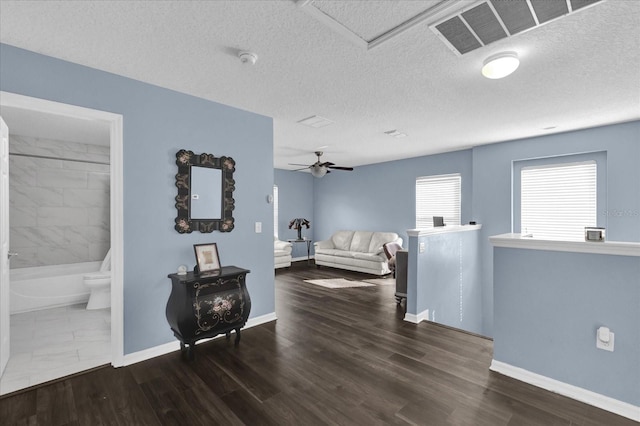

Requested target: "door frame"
[
  {"left": 1, "top": 116, "right": 9, "bottom": 377},
  {"left": 0, "top": 91, "right": 125, "bottom": 367}
]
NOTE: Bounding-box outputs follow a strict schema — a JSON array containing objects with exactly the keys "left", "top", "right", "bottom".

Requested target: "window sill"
[{"left": 489, "top": 233, "right": 640, "bottom": 257}]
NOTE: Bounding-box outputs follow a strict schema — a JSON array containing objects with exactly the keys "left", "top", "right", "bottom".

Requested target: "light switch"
[
  {"left": 255, "top": 222, "right": 262, "bottom": 233},
  {"left": 419, "top": 242, "right": 425, "bottom": 253}
]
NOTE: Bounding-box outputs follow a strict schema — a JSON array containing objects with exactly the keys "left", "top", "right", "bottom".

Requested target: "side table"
[{"left": 287, "top": 238, "right": 312, "bottom": 264}]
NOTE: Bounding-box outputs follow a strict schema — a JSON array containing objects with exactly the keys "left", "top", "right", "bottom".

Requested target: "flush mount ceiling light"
[{"left": 482, "top": 52, "right": 519, "bottom": 79}]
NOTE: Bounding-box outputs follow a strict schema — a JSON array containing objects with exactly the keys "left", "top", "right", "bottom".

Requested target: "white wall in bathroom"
[{"left": 9, "top": 135, "right": 110, "bottom": 268}]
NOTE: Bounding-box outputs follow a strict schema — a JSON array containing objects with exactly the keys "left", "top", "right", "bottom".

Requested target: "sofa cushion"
[
  {"left": 331, "top": 231, "right": 355, "bottom": 251},
  {"left": 315, "top": 248, "right": 354, "bottom": 258},
  {"left": 352, "top": 251, "right": 385, "bottom": 261},
  {"left": 369, "top": 232, "right": 399, "bottom": 254},
  {"left": 349, "top": 231, "right": 374, "bottom": 253}
]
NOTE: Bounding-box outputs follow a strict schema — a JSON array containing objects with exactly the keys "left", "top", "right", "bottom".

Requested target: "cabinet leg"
[
  {"left": 234, "top": 328, "right": 241, "bottom": 346},
  {"left": 187, "top": 344, "right": 195, "bottom": 361},
  {"left": 225, "top": 331, "right": 231, "bottom": 341}
]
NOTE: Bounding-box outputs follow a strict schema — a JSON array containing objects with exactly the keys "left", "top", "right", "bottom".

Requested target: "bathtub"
[{"left": 9, "top": 261, "right": 101, "bottom": 314}]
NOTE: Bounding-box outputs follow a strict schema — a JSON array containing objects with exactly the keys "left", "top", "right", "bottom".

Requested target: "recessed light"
[
  {"left": 297, "top": 115, "right": 334, "bottom": 128},
  {"left": 384, "top": 129, "right": 407, "bottom": 138}
]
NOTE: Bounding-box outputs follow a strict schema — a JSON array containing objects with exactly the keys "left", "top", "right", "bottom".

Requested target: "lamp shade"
[
  {"left": 310, "top": 165, "right": 328, "bottom": 178},
  {"left": 482, "top": 52, "right": 519, "bottom": 79}
]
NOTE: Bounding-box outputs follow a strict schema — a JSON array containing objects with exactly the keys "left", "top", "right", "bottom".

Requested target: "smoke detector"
[{"left": 238, "top": 51, "right": 258, "bottom": 65}]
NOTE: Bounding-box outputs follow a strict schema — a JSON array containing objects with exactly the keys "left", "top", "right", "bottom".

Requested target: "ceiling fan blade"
[
  {"left": 292, "top": 166, "right": 311, "bottom": 171},
  {"left": 327, "top": 166, "right": 353, "bottom": 171},
  {"left": 288, "top": 163, "right": 312, "bottom": 167},
  {"left": 320, "top": 161, "right": 334, "bottom": 167}
]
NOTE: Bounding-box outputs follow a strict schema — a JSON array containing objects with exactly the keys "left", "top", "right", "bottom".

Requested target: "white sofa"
[
  {"left": 314, "top": 230, "right": 403, "bottom": 276},
  {"left": 274, "top": 238, "right": 293, "bottom": 269}
]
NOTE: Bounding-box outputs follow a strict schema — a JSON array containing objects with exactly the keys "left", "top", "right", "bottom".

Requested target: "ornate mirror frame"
[{"left": 174, "top": 149, "right": 235, "bottom": 233}]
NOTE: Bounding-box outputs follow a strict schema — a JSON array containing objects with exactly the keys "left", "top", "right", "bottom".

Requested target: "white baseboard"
[
  {"left": 490, "top": 360, "right": 640, "bottom": 422},
  {"left": 122, "top": 312, "right": 278, "bottom": 366},
  {"left": 404, "top": 309, "right": 429, "bottom": 324}
]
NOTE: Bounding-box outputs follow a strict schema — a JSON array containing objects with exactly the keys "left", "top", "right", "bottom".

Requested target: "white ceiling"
[{"left": 1, "top": 0, "right": 638, "bottom": 170}]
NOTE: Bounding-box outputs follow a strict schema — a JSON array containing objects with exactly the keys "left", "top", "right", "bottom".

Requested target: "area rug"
[
  {"left": 303, "top": 278, "right": 375, "bottom": 289},
  {"left": 362, "top": 278, "right": 396, "bottom": 286}
]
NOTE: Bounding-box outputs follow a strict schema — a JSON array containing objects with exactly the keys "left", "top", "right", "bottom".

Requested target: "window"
[
  {"left": 520, "top": 161, "right": 596, "bottom": 241},
  {"left": 416, "top": 173, "right": 461, "bottom": 228},
  {"left": 273, "top": 185, "right": 279, "bottom": 238}
]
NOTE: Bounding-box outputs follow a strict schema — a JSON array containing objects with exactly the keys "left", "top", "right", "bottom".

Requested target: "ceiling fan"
[{"left": 289, "top": 151, "right": 353, "bottom": 178}]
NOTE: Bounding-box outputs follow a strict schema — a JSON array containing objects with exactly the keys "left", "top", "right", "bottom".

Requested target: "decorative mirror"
[{"left": 174, "top": 150, "right": 235, "bottom": 233}]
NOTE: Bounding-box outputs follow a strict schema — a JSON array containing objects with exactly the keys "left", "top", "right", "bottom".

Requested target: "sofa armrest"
[
  {"left": 314, "top": 239, "right": 334, "bottom": 250},
  {"left": 274, "top": 240, "right": 293, "bottom": 253}
]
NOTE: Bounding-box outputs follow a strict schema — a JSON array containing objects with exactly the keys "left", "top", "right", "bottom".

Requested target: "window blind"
[
  {"left": 521, "top": 161, "right": 596, "bottom": 241},
  {"left": 273, "top": 185, "right": 279, "bottom": 238},
  {"left": 416, "top": 173, "right": 461, "bottom": 228}
]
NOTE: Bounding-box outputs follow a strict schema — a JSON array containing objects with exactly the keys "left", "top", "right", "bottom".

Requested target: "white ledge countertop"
[
  {"left": 489, "top": 233, "right": 640, "bottom": 257},
  {"left": 407, "top": 224, "right": 482, "bottom": 237}
]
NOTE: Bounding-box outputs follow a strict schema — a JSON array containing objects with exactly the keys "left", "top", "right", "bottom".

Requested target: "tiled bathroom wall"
[{"left": 9, "top": 135, "right": 110, "bottom": 269}]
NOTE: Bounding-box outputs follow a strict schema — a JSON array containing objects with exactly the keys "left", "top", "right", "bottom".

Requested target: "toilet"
[{"left": 84, "top": 249, "right": 111, "bottom": 310}]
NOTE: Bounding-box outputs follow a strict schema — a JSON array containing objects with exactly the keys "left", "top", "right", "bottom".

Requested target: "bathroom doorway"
[{"left": 0, "top": 92, "right": 123, "bottom": 394}]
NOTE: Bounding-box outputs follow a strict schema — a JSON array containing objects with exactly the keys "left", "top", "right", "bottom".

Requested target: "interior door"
[{"left": 0, "top": 116, "right": 9, "bottom": 376}]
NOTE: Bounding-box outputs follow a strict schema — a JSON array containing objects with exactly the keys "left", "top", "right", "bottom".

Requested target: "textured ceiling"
[
  {"left": 0, "top": 0, "right": 639, "bottom": 171},
  {"left": 310, "top": 0, "right": 441, "bottom": 41}
]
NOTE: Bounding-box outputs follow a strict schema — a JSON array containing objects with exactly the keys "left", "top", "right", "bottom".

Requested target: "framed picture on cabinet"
[{"left": 194, "top": 243, "right": 221, "bottom": 273}]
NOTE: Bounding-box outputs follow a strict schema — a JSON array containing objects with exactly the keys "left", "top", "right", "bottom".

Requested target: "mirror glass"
[
  {"left": 174, "top": 150, "right": 235, "bottom": 233},
  {"left": 190, "top": 166, "right": 222, "bottom": 219}
]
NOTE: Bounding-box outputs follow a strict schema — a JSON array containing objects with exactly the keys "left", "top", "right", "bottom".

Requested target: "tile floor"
[{"left": 0, "top": 304, "right": 111, "bottom": 395}]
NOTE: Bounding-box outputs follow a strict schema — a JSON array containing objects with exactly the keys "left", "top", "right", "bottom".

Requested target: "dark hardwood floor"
[{"left": 1, "top": 261, "right": 636, "bottom": 425}]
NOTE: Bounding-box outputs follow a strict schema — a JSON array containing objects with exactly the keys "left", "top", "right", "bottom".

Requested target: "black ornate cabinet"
[{"left": 166, "top": 266, "right": 251, "bottom": 360}]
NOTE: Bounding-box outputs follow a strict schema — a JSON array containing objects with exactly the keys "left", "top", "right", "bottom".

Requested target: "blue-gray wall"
[
  {"left": 313, "top": 149, "right": 474, "bottom": 245},
  {"left": 408, "top": 229, "right": 482, "bottom": 334},
  {"left": 275, "top": 121, "right": 640, "bottom": 338},
  {"left": 1, "top": 44, "right": 275, "bottom": 354},
  {"left": 494, "top": 247, "right": 640, "bottom": 406},
  {"left": 274, "top": 169, "right": 314, "bottom": 259},
  {"left": 473, "top": 122, "right": 640, "bottom": 335}
]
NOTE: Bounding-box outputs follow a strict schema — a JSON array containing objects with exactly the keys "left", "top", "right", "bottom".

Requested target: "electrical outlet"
[{"left": 255, "top": 222, "right": 262, "bottom": 233}]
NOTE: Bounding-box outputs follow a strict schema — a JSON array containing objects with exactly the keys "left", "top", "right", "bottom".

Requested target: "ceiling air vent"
[{"left": 431, "top": 0, "right": 605, "bottom": 56}]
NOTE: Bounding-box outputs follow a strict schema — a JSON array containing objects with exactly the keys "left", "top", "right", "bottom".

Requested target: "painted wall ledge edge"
[
  {"left": 407, "top": 224, "right": 482, "bottom": 237},
  {"left": 490, "top": 233, "right": 640, "bottom": 257}
]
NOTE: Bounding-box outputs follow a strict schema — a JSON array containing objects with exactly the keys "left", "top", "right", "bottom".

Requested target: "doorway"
[{"left": 0, "top": 92, "right": 123, "bottom": 394}]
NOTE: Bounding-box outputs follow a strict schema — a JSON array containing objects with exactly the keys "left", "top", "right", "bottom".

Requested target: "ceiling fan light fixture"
[
  {"left": 482, "top": 52, "right": 519, "bottom": 79},
  {"left": 310, "top": 165, "right": 328, "bottom": 178}
]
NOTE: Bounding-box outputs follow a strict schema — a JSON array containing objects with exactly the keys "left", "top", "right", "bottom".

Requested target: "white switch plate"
[
  {"left": 419, "top": 242, "right": 425, "bottom": 253},
  {"left": 255, "top": 222, "right": 262, "bottom": 233}
]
